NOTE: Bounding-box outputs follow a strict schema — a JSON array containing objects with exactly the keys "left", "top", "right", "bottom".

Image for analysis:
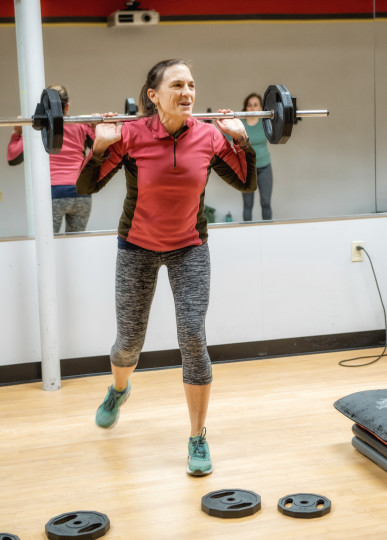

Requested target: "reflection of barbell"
[{"left": 1, "top": 84, "right": 328, "bottom": 154}]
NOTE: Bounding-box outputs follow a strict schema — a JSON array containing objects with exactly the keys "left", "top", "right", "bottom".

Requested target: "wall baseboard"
[{"left": 0, "top": 329, "right": 385, "bottom": 386}]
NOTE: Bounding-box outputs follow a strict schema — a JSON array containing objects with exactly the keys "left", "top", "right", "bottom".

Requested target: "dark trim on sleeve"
[
  {"left": 85, "top": 134, "right": 94, "bottom": 150},
  {"left": 8, "top": 153, "right": 24, "bottom": 166},
  {"left": 76, "top": 155, "right": 123, "bottom": 195},
  {"left": 211, "top": 145, "right": 257, "bottom": 193}
]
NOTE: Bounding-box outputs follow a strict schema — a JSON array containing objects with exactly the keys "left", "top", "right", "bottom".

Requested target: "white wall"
[
  {"left": 0, "top": 20, "right": 377, "bottom": 236},
  {"left": 1, "top": 216, "right": 386, "bottom": 367}
]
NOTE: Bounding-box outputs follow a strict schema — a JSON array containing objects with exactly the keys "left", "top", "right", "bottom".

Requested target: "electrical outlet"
[{"left": 351, "top": 241, "right": 364, "bottom": 262}]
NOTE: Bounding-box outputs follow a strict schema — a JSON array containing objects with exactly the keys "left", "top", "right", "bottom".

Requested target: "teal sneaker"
[
  {"left": 95, "top": 383, "right": 131, "bottom": 429},
  {"left": 187, "top": 427, "right": 213, "bottom": 476}
]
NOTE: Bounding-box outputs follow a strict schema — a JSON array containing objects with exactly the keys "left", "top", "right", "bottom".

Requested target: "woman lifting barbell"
[
  {"left": 76, "top": 58, "right": 257, "bottom": 476},
  {"left": 7, "top": 85, "right": 95, "bottom": 233}
]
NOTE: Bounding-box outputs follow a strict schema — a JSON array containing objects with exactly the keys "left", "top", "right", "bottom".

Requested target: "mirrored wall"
[
  {"left": 0, "top": 5, "right": 382, "bottom": 237},
  {"left": 375, "top": 5, "right": 387, "bottom": 212}
]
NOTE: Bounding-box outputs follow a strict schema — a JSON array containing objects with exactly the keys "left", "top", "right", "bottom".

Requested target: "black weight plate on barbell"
[
  {"left": 204, "top": 107, "right": 213, "bottom": 124},
  {"left": 0, "top": 534, "right": 21, "bottom": 539},
  {"left": 262, "top": 84, "right": 294, "bottom": 144},
  {"left": 278, "top": 493, "right": 331, "bottom": 519},
  {"left": 40, "top": 88, "right": 64, "bottom": 154},
  {"left": 125, "top": 97, "right": 138, "bottom": 115},
  {"left": 45, "top": 510, "right": 110, "bottom": 540},
  {"left": 201, "top": 489, "right": 261, "bottom": 518}
]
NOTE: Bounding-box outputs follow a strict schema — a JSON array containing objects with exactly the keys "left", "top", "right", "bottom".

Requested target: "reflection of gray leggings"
[
  {"left": 52, "top": 196, "right": 92, "bottom": 233},
  {"left": 242, "top": 163, "right": 273, "bottom": 221},
  {"left": 111, "top": 243, "right": 212, "bottom": 385}
]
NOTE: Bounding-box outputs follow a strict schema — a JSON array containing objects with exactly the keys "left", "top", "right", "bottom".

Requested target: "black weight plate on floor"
[
  {"left": 262, "top": 84, "right": 294, "bottom": 144},
  {"left": 278, "top": 493, "right": 331, "bottom": 518},
  {"left": 45, "top": 510, "right": 110, "bottom": 539},
  {"left": 202, "top": 489, "right": 261, "bottom": 518},
  {"left": 40, "top": 89, "right": 64, "bottom": 154},
  {"left": 0, "top": 535, "right": 21, "bottom": 539}
]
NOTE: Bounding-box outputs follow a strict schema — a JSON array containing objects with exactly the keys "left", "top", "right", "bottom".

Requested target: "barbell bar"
[
  {"left": 0, "top": 109, "right": 328, "bottom": 126},
  {"left": 0, "top": 84, "right": 329, "bottom": 153}
]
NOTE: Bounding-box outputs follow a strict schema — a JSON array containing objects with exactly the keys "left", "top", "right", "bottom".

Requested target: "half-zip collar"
[
  {"left": 146, "top": 114, "right": 194, "bottom": 139},
  {"left": 146, "top": 114, "right": 192, "bottom": 168}
]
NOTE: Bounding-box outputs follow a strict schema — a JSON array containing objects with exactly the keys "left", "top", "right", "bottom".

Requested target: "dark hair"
[
  {"left": 242, "top": 93, "right": 263, "bottom": 112},
  {"left": 48, "top": 85, "right": 69, "bottom": 113},
  {"left": 138, "top": 59, "right": 190, "bottom": 116}
]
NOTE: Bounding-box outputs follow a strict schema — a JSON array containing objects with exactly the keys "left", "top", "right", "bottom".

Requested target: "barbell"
[{"left": 1, "top": 84, "right": 328, "bottom": 154}]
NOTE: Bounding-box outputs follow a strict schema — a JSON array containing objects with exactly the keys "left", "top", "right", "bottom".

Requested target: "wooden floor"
[{"left": 1, "top": 349, "right": 387, "bottom": 539}]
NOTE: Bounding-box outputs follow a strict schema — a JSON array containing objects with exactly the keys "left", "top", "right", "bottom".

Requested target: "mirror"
[
  {"left": 0, "top": 7, "right": 378, "bottom": 237},
  {"left": 375, "top": 4, "right": 387, "bottom": 211}
]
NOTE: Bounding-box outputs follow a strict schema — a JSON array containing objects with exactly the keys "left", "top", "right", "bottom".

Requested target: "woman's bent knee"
[
  {"left": 182, "top": 352, "right": 212, "bottom": 385},
  {"left": 183, "top": 370, "right": 212, "bottom": 385},
  {"left": 110, "top": 344, "right": 139, "bottom": 368}
]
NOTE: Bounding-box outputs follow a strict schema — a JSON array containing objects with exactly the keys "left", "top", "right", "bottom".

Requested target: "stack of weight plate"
[{"left": 334, "top": 389, "right": 387, "bottom": 472}]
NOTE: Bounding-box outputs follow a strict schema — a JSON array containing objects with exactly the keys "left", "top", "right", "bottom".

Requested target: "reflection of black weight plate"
[
  {"left": 201, "top": 489, "right": 261, "bottom": 518},
  {"left": 45, "top": 510, "right": 110, "bottom": 540},
  {"left": 262, "top": 84, "right": 294, "bottom": 144},
  {"left": 278, "top": 493, "right": 331, "bottom": 519},
  {"left": 0, "top": 535, "right": 20, "bottom": 540},
  {"left": 39, "top": 89, "right": 64, "bottom": 154}
]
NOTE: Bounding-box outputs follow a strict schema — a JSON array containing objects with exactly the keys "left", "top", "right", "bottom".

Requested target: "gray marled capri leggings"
[
  {"left": 111, "top": 243, "right": 212, "bottom": 385},
  {"left": 52, "top": 196, "right": 92, "bottom": 233}
]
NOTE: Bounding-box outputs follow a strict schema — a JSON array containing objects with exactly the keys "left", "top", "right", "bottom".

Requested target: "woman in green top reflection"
[{"left": 241, "top": 93, "right": 273, "bottom": 220}]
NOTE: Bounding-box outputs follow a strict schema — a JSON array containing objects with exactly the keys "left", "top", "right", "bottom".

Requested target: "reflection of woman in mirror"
[
  {"left": 241, "top": 93, "right": 273, "bottom": 220},
  {"left": 7, "top": 85, "right": 94, "bottom": 233},
  {"left": 76, "top": 59, "right": 257, "bottom": 477}
]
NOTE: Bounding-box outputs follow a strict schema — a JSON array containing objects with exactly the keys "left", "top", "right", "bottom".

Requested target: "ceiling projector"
[{"left": 108, "top": 9, "right": 160, "bottom": 27}]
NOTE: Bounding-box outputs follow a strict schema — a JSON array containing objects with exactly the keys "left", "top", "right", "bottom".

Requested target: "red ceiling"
[{"left": 0, "top": 0, "right": 385, "bottom": 19}]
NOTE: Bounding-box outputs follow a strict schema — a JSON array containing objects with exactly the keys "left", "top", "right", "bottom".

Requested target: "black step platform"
[
  {"left": 352, "top": 436, "right": 387, "bottom": 472},
  {"left": 352, "top": 423, "right": 387, "bottom": 459},
  {"left": 334, "top": 389, "right": 387, "bottom": 442}
]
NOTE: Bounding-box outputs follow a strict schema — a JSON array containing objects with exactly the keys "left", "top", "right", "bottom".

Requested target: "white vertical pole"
[
  {"left": 15, "top": 0, "right": 61, "bottom": 390},
  {"left": 14, "top": 0, "right": 34, "bottom": 237}
]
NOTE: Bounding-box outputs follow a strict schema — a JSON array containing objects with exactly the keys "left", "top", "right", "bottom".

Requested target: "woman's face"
[
  {"left": 148, "top": 64, "right": 195, "bottom": 122},
  {"left": 246, "top": 96, "right": 262, "bottom": 111}
]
